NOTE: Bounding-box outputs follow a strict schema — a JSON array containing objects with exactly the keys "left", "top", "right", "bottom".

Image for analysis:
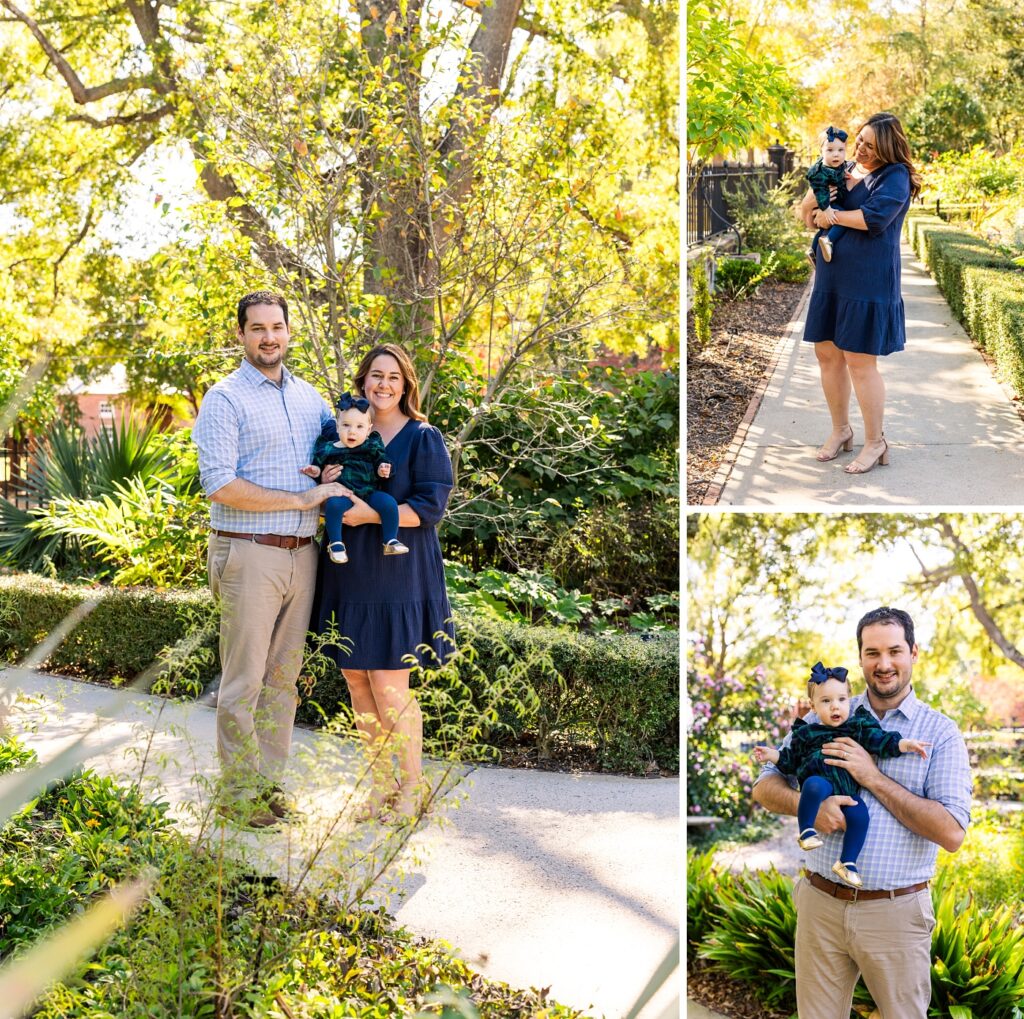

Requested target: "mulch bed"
[
  {"left": 686, "top": 281, "right": 807, "bottom": 504},
  {"left": 687, "top": 960, "right": 794, "bottom": 1019}
]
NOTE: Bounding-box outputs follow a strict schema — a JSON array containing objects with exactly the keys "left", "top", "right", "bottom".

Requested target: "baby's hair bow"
[
  {"left": 336, "top": 392, "right": 370, "bottom": 413},
  {"left": 825, "top": 126, "right": 848, "bottom": 143},
  {"left": 810, "top": 661, "right": 848, "bottom": 684}
]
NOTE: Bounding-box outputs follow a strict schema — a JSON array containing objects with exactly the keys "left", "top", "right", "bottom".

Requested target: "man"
[
  {"left": 753, "top": 607, "right": 972, "bottom": 1019},
  {"left": 193, "top": 291, "right": 348, "bottom": 828}
]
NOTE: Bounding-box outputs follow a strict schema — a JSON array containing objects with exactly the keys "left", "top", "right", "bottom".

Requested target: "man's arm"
[
  {"left": 823, "top": 735, "right": 967, "bottom": 853},
  {"left": 210, "top": 477, "right": 350, "bottom": 512},
  {"left": 859, "top": 769, "right": 965, "bottom": 853}
]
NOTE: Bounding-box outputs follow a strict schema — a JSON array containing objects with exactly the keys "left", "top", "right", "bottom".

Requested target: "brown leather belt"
[
  {"left": 807, "top": 870, "right": 929, "bottom": 902},
  {"left": 213, "top": 530, "right": 313, "bottom": 550}
]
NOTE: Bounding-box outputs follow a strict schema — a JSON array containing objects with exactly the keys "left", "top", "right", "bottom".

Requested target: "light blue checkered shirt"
[
  {"left": 192, "top": 359, "right": 334, "bottom": 537},
  {"left": 755, "top": 688, "right": 972, "bottom": 889}
]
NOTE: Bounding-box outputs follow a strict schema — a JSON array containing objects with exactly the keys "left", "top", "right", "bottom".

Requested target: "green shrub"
[
  {"left": 764, "top": 250, "right": 812, "bottom": 284},
  {"left": 929, "top": 879, "right": 1024, "bottom": 1018},
  {"left": 0, "top": 573, "right": 679, "bottom": 774},
  {"left": 0, "top": 742, "right": 176, "bottom": 953},
  {"left": 0, "top": 738, "right": 585, "bottom": 1017},
  {"left": 905, "top": 208, "right": 1024, "bottom": 400},
  {"left": 697, "top": 866, "right": 799, "bottom": 1011},
  {"left": 545, "top": 496, "right": 679, "bottom": 604},
  {"left": 723, "top": 170, "right": 809, "bottom": 257},
  {"left": 715, "top": 255, "right": 778, "bottom": 300},
  {"left": 0, "top": 573, "right": 219, "bottom": 693},
  {"left": 686, "top": 849, "right": 731, "bottom": 948}
]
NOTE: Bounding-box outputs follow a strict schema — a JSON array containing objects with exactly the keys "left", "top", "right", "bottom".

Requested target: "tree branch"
[
  {"left": 68, "top": 103, "right": 174, "bottom": 127},
  {"left": 937, "top": 519, "right": 1024, "bottom": 670},
  {"left": 1, "top": 0, "right": 151, "bottom": 104}
]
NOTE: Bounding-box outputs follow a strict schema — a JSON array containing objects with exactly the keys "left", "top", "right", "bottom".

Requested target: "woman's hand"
[{"left": 341, "top": 492, "right": 379, "bottom": 527}]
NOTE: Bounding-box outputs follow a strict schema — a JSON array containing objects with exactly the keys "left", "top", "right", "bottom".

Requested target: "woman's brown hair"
[
  {"left": 352, "top": 343, "right": 427, "bottom": 422},
  {"left": 862, "top": 112, "right": 922, "bottom": 200}
]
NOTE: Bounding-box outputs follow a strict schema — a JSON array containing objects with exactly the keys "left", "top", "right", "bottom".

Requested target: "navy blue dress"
[
  {"left": 314, "top": 419, "right": 455, "bottom": 670},
  {"left": 803, "top": 162, "right": 912, "bottom": 356}
]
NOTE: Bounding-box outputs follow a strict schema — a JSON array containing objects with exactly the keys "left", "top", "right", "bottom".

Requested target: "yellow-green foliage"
[
  {"left": 905, "top": 208, "right": 1024, "bottom": 401},
  {"left": 691, "top": 258, "right": 714, "bottom": 347}
]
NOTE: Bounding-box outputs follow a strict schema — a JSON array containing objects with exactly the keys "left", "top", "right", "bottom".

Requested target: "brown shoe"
[
  {"left": 262, "top": 784, "right": 298, "bottom": 820},
  {"left": 217, "top": 798, "right": 280, "bottom": 829}
]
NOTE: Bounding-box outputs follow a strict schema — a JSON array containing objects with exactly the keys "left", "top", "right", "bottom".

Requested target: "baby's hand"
[
  {"left": 299, "top": 464, "right": 321, "bottom": 478},
  {"left": 899, "top": 738, "right": 932, "bottom": 759},
  {"left": 752, "top": 746, "right": 778, "bottom": 764},
  {"left": 378, "top": 463, "right": 391, "bottom": 478}
]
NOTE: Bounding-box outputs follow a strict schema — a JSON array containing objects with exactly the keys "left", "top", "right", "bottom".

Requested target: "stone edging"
[{"left": 701, "top": 276, "right": 814, "bottom": 506}]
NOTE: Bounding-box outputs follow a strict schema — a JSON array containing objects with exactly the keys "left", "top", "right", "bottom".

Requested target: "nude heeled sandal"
[
  {"left": 816, "top": 426, "right": 854, "bottom": 462},
  {"left": 844, "top": 436, "right": 889, "bottom": 475}
]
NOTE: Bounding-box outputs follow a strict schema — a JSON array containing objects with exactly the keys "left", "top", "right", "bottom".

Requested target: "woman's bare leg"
[
  {"left": 843, "top": 351, "right": 888, "bottom": 469},
  {"left": 367, "top": 668, "right": 423, "bottom": 815},
  {"left": 342, "top": 668, "right": 396, "bottom": 814},
  {"left": 813, "top": 341, "right": 854, "bottom": 457}
]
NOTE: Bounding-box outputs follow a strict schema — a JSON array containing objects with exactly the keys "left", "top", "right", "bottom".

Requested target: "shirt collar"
[
  {"left": 238, "top": 358, "right": 292, "bottom": 388},
  {"left": 854, "top": 686, "right": 919, "bottom": 723}
]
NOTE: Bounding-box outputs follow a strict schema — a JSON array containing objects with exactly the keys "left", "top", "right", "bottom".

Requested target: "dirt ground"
[{"left": 686, "top": 281, "right": 807, "bottom": 504}]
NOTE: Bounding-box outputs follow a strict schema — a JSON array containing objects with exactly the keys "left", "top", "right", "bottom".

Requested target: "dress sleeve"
[
  {"left": 405, "top": 424, "right": 453, "bottom": 527},
  {"left": 861, "top": 164, "right": 910, "bottom": 237},
  {"left": 368, "top": 432, "right": 390, "bottom": 467},
  {"left": 856, "top": 711, "right": 902, "bottom": 758},
  {"left": 311, "top": 436, "right": 338, "bottom": 469},
  {"left": 192, "top": 390, "right": 239, "bottom": 497}
]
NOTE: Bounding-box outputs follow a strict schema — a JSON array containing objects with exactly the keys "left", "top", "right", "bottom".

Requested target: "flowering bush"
[{"left": 687, "top": 640, "right": 791, "bottom": 824}]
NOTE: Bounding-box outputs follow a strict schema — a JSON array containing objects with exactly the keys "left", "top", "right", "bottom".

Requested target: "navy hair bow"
[
  {"left": 810, "top": 661, "right": 848, "bottom": 685},
  {"left": 825, "top": 126, "right": 848, "bottom": 143},
  {"left": 336, "top": 392, "right": 370, "bottom": 413}
]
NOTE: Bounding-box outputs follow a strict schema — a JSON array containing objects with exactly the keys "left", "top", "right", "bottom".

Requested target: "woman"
[
  {"left": 314, "top": 344, "right": 455, "bottom": 820},
  {"left": 799, "top": 112, "right": 922, "bottom": 475}
]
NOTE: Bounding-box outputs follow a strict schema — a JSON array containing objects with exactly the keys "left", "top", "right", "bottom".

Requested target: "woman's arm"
[
  {"left": 342, "top": 493, "right": 420, "bottom": 527},
  {"left": 798, "top": 188, "right": 820, "bottom": 229},
  {"left": 812, "top": 206, "right": 868, "bottom": 231}
]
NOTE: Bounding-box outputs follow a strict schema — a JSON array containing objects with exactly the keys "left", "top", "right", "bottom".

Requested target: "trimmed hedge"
[
  {"left": 904, "top": 207, "right": 1024, "bottom": 399},
  {"left": 0, "top": 572, "right": 679, "bottom": 774}
]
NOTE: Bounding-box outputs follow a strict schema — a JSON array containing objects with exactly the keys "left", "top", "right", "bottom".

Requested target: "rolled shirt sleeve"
[
  {"left": 861, "top": 163, "right": 910, "bottom": 237},
  {"left": 923, "top": 718, "right": 973, "bottom": 832}
]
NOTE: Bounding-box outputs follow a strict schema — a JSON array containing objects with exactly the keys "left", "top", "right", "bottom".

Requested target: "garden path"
[
  {"left": 709, "top": 242, "right": 1024, "bottom": 506},
  {"left": 1, "top": 669, "right": 680, "bottom": 1019}
]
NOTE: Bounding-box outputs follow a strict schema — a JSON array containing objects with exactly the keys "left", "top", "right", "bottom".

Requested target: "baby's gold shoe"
[
  {"left": 797, "top": 828, "right": 824, "bottom": 851},
  {"left": 832, "top": 860, "right": 863, "bottom": 888}
]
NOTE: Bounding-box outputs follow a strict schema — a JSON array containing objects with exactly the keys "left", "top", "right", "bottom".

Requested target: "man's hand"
[
  {"left": 321, "top": 464, "right": 342, "bottom": 483},
  {"left": 815, "top": 794, "right": 857, "bottom": 834},
  {"left": 298, "top": 482, "right": 352, "bottom": 509},
  {"left": 378, "top": 463, "right": 391, "bottom": 478},
  {"left": 822, "top": 736, "right": 879, "bottom": 786},
  {"left": 299, "top": 464, "right": 320, "bottom": 478}
]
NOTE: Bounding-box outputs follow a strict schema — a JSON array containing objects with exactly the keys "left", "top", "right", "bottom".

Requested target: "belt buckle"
[{"left": 283, "top": 535, "right": 298, "bottom": 550}]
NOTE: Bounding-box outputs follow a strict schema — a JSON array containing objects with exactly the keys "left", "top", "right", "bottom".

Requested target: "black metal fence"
[{"left": 687, "top": 164, "right": 779, "bottom": 247}]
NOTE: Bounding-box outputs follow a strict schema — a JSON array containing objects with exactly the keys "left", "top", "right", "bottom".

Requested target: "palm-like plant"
[{"left": 0, "top": 417, "right": 174, "bottom": 572}]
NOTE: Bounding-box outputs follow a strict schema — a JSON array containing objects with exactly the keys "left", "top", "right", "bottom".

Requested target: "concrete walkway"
[
  {"left": 0, "top": 670, "right": 679, "bottom": 1019},
  {"left": 713, "top": 242, "right": 1024, "bottom": 506}
]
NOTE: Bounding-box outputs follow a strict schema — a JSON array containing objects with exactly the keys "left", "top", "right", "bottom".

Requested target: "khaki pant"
[
  {"left": 208, "top": 535, "right": 317, "bottom": 795},
  {"left": 794, "top": 875, "right": 935, "bottom": 1019}
]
